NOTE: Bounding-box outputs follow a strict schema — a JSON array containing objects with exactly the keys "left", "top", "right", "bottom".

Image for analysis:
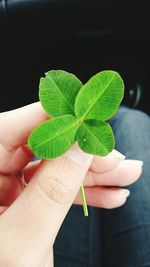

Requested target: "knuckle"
[{"left": 37, "top": 173, "right": 73, "bottom": 205}]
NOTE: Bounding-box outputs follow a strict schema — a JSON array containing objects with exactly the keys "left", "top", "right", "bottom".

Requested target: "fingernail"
[
  {"left": 123, "top": 189, "right": 130, "bottom": 198},
  {"left": 65, "top": 143, "right": 93, "bottom": 165},
  {"left": 112, "top": 149, "right": 126, "bottom": 160},
  {"left": 127, "top": 160, "right": 143, "bottom": 167}
]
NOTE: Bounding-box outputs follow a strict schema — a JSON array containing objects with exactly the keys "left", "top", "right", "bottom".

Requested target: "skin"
[{"left": 0, "top": 102, "right": 143, "bottom": 267}]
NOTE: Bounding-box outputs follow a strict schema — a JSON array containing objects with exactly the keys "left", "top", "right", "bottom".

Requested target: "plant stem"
[{"left": 80, "top": 184, "right": 88, "bottom": 216}]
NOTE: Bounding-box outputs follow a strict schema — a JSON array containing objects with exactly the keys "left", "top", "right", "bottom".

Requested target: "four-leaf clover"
[
  {"left": 27, "top": 69, "right": 124, "bottom": 216},
  {"left": 28, "top": 70, "right": 124, "bottom": 159}
]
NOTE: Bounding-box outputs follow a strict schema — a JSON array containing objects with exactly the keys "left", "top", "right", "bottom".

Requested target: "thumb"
[{"left": 0, "top": 144, "right": 93, "bottom": 265}]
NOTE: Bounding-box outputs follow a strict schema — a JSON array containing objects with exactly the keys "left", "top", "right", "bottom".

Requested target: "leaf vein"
[
  {"left": 33, "top": 119, "right": 79, "bottom": 149},
  {"left": 83, "top": 122, "right": 108, "bottom": 151},
  {"left": 82, "top": 72, "right": 116, "bottom": 119},
  {"left": 47, "top": 73, "right": 74, "bottom": 113}
]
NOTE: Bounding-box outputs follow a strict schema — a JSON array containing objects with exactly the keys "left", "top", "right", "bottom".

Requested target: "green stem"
[{"left": 80, "top": 184, "right": 88, "bottom": 216}]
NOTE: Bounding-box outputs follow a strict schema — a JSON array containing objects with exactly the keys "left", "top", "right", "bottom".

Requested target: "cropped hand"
[{"left": 0, "top": 103, "right": 142, "bottom": 267}]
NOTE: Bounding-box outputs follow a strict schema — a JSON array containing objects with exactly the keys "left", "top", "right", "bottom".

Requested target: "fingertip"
[
  {"left": 102, "top": 188, "right": 130, "bottom": 209},
  {"left": 90, "top": 149, "right": 126, "bottom": 174},
  {"left": 120, "top": 160, "right": 143, "bottom": 185},
  {"left": 75, "top": 187, "right": 131, "bottom": 209}
]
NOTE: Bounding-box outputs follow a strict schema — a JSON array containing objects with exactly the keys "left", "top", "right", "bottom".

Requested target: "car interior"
[{"left": 0, "top": 0, "right": 150, "bottom": 114}]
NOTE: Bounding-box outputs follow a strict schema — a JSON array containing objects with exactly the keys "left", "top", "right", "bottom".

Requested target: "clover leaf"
[
  {"left": 28, "top": 115, "right": 79, "bottom": 159},
  {"left": 76, "top": 120, "right": 115, "bottom": 156},
  {"left": 28, "top": 69, "right": 124, "bottom": 216},
  {"left": 75, "top": 70, "right": 124, "bottom": 121},
  {"left": 39, "top": 70, "right": 83, "bottom": 117}
]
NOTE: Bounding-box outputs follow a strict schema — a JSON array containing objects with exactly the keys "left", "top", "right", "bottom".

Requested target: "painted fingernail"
[
  {"left": 129, "top": 160, "right": 143, "bottom": 167},
  {"left": 123, "top": 189, "right": 130, "bottom": 198},
  {"left": 66, "top": 143, "right": 93, "bottom": 165},
  {"left": 112, "top": 149, "right": 126, "bottom": 160}
]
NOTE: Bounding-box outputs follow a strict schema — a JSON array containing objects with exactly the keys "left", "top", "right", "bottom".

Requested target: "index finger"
[
  {"left": 0, "top": 102, "right": 49, "bottom": 150},
  {"left": 0, "top": 102, "right": 49, "bottom": 173}
]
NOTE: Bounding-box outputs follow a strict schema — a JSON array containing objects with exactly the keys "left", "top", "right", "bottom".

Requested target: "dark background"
[{"left": 0, "top": 0, "right": 150, "bottom": 113}]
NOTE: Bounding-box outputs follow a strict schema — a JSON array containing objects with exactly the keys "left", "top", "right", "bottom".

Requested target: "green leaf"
[
  {"left": 76, "top": 120, "right": 115, "bottom": 156},
  {"left": 39, "top": 70, "right": 83, "bottom": 117},
  {"left": 75, "top": 70, "right": 124, "bottom": 121},
  {"left": 28, "top": 115, "right": 79, "bottom": 159}
]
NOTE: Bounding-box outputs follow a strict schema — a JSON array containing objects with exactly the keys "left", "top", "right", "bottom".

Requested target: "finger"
[
  {"left": 0, "top": 102, "right": 48, "bottom": 148},
  {"left": 0, "top": 102, "right": 49, "bottom": 173},
  {"left": 0, "top": 144, "right": 93, "bottom": 264},
  {"left": 0, "top": 159, "right": 142, "bottom": 209},
  {"left": 0, "top": 145, "right": 35, "bottom": 174},
  {"left": 23, "top": 158, "right": 142, "bottom": 188},
  {"left": 23, "top": 149, "right": 125, "bottom": 184},
  {"left": 84, "top": 160, "right": 143, "bottom": 187},
  {"left": 90, "top": 149, "right": 125, "bottom": 173},
  {"left": 23, "top": 160, "right": 41, "bottom": 183},
  {"left": 0, "top": 173, "right": 22, "bottom": 206},
  {"left": 74, "top": 186, "right": 130, "bottom": 209}
]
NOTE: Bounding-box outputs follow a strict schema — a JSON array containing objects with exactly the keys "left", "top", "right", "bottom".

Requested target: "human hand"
[
  {"left": 0, "top": 103, "right": 142, "bottom": 267},
  {"left": 0, "top": 102, "right": 143, "bottom": 212}
]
